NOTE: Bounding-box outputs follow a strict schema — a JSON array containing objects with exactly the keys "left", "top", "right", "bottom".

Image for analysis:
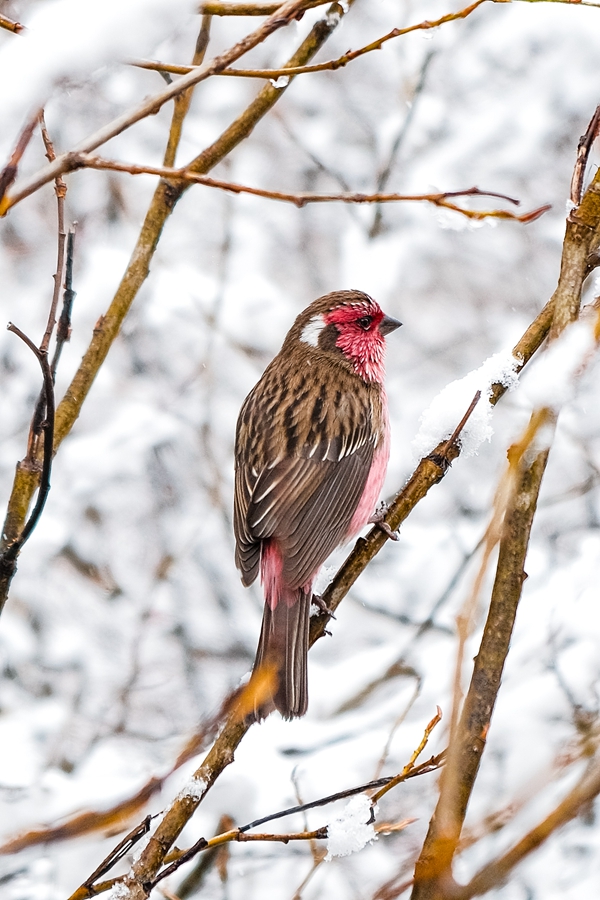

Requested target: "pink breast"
[{"left": 347, "top": 391, "right": 390, "bottom": 538}]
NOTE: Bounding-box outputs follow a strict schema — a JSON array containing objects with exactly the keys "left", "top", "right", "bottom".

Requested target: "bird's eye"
[{"left": 357, "top": 316, "right": 372, "bottom": 330}]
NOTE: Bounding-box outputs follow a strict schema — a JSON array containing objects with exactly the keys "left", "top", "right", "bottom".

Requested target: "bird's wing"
[
  {"left": 235, "top": 427, "right": 376, "bottom": 590},
  {"left": 248, "top": 442, "right": 375, "bottom": 589}
]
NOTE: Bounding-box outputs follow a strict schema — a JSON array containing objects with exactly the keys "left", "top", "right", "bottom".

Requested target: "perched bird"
[{"left": 234, "top": 290, "right": 401, "bottom": 719}]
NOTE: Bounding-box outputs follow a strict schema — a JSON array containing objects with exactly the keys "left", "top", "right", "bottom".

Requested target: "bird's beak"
[{"left": 379, "top": 314, "right": 402, "bottom": 336}]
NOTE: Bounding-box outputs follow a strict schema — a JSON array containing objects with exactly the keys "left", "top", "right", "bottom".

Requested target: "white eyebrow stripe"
[{"left": 300, "top": 314, "right": 326, "bottom": 347}]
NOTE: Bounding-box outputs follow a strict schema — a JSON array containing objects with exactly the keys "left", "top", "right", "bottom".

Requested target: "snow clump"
[
  {"left": 325, "top": 794, "right": 377, "bottom": 861},
  {"left": 412, "top": 351, "right": 520, "bottom": 461}
]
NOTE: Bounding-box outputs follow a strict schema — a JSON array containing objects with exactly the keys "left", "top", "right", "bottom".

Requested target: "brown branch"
[
  {"left": 136, "top": 0, "right": 488, "bottom": 81},
  {"left": 570, "top": 103, "right": 600, "bottom": 206},
  {"left": 410, "top": 117, "right": 600, "bottom": 900},
  {"left": 53, "top": 155, "right": 551, "bottom": 222},
  {"left": 461, "top": 753, "right": 600, "bottom": 898},
  {"left": 0, "top": 0, "right": 321, "bottom": 215},
  {"left": 163, "top": 14, "right": 213, "bottom": 169},
  {"left": 146, "top": 749, "right": 440, "bottom": 891},
  {"left": 0, "top": 325, "right": 55, "bottom": 600},
  {"left": 0, "top": 13, "right": 23, "bottom": 33},
  {"left": 0, "top": 111, "right": 39, "bottom": 203},
  {"left": 38, "top": 112, "right": 67, "bottom": 353},
  {"left": 198, "top": 0, "right": 329, "bottom": 13}
]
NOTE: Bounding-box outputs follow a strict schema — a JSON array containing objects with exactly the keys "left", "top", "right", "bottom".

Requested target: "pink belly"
[{"left": 347, "top": 394, "right": 390, "bottom": 538}]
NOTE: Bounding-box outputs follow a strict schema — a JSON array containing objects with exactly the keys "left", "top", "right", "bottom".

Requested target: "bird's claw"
[
  {"left": 369, "top": 504, "right": 400, "bottom": 541},
  {"left": 311, "top": 594, "right": 336, "bottom": 619}
]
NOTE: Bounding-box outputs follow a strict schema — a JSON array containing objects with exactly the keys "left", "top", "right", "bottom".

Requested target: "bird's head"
[{"left": 289, "top": 290, "right": 402, "bottom": 383}]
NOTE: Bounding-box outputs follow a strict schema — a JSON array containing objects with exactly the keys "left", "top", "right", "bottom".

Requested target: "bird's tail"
[{"left": 252, "top": 587, "right": 311, "bottom": 719}]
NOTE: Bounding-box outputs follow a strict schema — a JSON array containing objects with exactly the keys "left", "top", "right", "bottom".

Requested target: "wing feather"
[{"left": 234, "top": 353, "right": 383, "bottom": 589}]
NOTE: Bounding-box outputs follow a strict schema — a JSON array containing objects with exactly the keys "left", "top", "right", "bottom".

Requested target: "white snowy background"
[{"left": 0, "top": 0, "right": 600, "bottom": 897}]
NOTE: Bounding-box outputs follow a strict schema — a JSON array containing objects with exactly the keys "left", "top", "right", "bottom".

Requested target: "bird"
[{"left": 234, "top": 289, "right": 401, "bottom": 719}]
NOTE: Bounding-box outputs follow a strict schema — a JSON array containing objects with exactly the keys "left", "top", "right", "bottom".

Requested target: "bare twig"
[
  {"left": 0, "top": 326, "right": 55, "bottom": 575},
  {"left": 163, "top": 14, "right": 213, "bottom": 168},
  {"left": 198, "top": 0, "right": 328, "bottom": 13},
  {"left": 0, "top": 112, "right": 39, "bottom": 203},
  {"left": 0, "top": 0, "right": 329, "bottom": 215},
  {"left": 570, "top": 103, "right": 600, "bottom": 206},
  {"left": 145, "top": 752, "right": 442, "bottom": 890},
  {"left": 38, "top": 112, "right": 67, "bottom": 354},
  {"left": 0, "top": 13, "right": 23, "bottom": 33},
  {"left": 372, "top": 710, "right": 443, "bottom": 803},
  {"left": 51, "top": 229, "right": 76, "bottom": 378},
  {"left": 47, "top": 156, "right": 552, "bottom": 222},
  {"left": 135, "top": 0, "right": 487, "bottom": 82},
  {"left": 461, "top": 752, "right": 600, "bottom": 898}
]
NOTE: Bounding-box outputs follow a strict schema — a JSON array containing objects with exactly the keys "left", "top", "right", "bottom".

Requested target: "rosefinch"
[{"left": 234, "top": 290, "right": 401, "bottom": 719}]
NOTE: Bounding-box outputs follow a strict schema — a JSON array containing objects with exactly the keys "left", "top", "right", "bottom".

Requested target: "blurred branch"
[
  {"left": 0, "top": 1, "right": 350, "bottom": 619},
  {"left": 163, "top": 13, "right": 213, "bottom": 168},
  {"left": 0, "top": 0, "right": 321, "bottom": 215},
  {"left": 50, "top": 155, "right": 553, "bottom": 222},
  {"left": 51, "top": 229, "right": 76, "bottom": 378},
  {"left": 371, "top": 50, "right": 436, "bottom": 238},
  {"left": 461, "top": 751, "right": 600, "bottom": 898},
  {"left": 38, "top": 112, "right": 67, "bottom": 354},
  {"left": 24, "top": 114, "right": 69, "bottom": 471},
  {"left": 134, "top": 0, "right": 487, "bottom": 81},
  {"left": 571, "top": 102, "right": 600, "bottom": 208},
  {"left": 0, "top": 325, "right": 55, "bottom": 608},
  {"left": 144, "top": 744, "right": 442, "bottom": 894},
  {"left": 0, "top": 13, "right": 23, "bottom": 33},
  {"left": 0, "top": 112, "right": 39, "bottom": 204},
  {"left": 198, "top": 0, "right": 328, "bottom": 13},
  {"left": 410, "top": 119, "right": 600, "bottom": 898}
]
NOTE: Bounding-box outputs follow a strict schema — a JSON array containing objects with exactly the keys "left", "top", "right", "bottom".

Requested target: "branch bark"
[{"left": 410, "top": 158, "right": 600, "bottom": 900}]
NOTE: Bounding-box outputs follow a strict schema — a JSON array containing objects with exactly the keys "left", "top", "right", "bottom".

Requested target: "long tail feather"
[{"left": 252, "top": 588, "right": 310, "bottom": 719}]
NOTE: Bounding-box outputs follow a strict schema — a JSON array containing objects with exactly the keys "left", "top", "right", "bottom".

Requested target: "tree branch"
[
  {"left": 0, "top": 0, "right": 321, "bottom": 215},
  {"left": 410, "top": 121, "right": 600, "bottom": 900},
  {"left": 51, "top": 155, "right": 552, "bottom": 222}
]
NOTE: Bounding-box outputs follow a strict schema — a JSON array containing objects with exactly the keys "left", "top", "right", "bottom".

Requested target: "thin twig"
[
  {"left": 372, "top": 710, "right": 443, "bottom": 803},
  {"left": 571, "top": 103, "right": 600, "bottom": 206},
  {"left": 0, "top": 13, "right": 23, "bottom": 32},
  {"left": 198, "top": 0, "right": 328, "bottom": 13},
  {"left": 51, "top": 229, "right": 77, "bottom": 378},
  {"left": 38, "top": 111, "right": 67, "bottom": 354},
  {"left": 0, "top": 326, "right": 55, "bottom": 565},
  {"left": 135, "top": 0, "right": 488, "bottom": 81},
  {"left": 163, "top": 14, "right": 213, "bottom": 168},
  {"left": 82, "top": 817, "right": 154, "bottom": 889},
  {"left": 54, "top": 156, "right": 551, "bottom": 222},
  {"left": 0, "top": 0, "right": 330, "bottom": 215},
  {"left": 0, "top": 112, "right": 39, "bottom": 203},
  {"left": 146, "top": 754, "right": 442, "bottom": 890}
]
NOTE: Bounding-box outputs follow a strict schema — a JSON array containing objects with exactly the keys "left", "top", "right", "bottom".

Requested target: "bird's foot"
[
  {"left": 311, "top": 593, "right": 336, "bottom": 619},
  {"left": 369, "top": 503, "right": 400, "bottom": 541}
]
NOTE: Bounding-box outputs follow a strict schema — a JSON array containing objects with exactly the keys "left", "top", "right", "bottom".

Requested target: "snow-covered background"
[{"left": 1, "top": 0, "right": 600, "bottom": 897}]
